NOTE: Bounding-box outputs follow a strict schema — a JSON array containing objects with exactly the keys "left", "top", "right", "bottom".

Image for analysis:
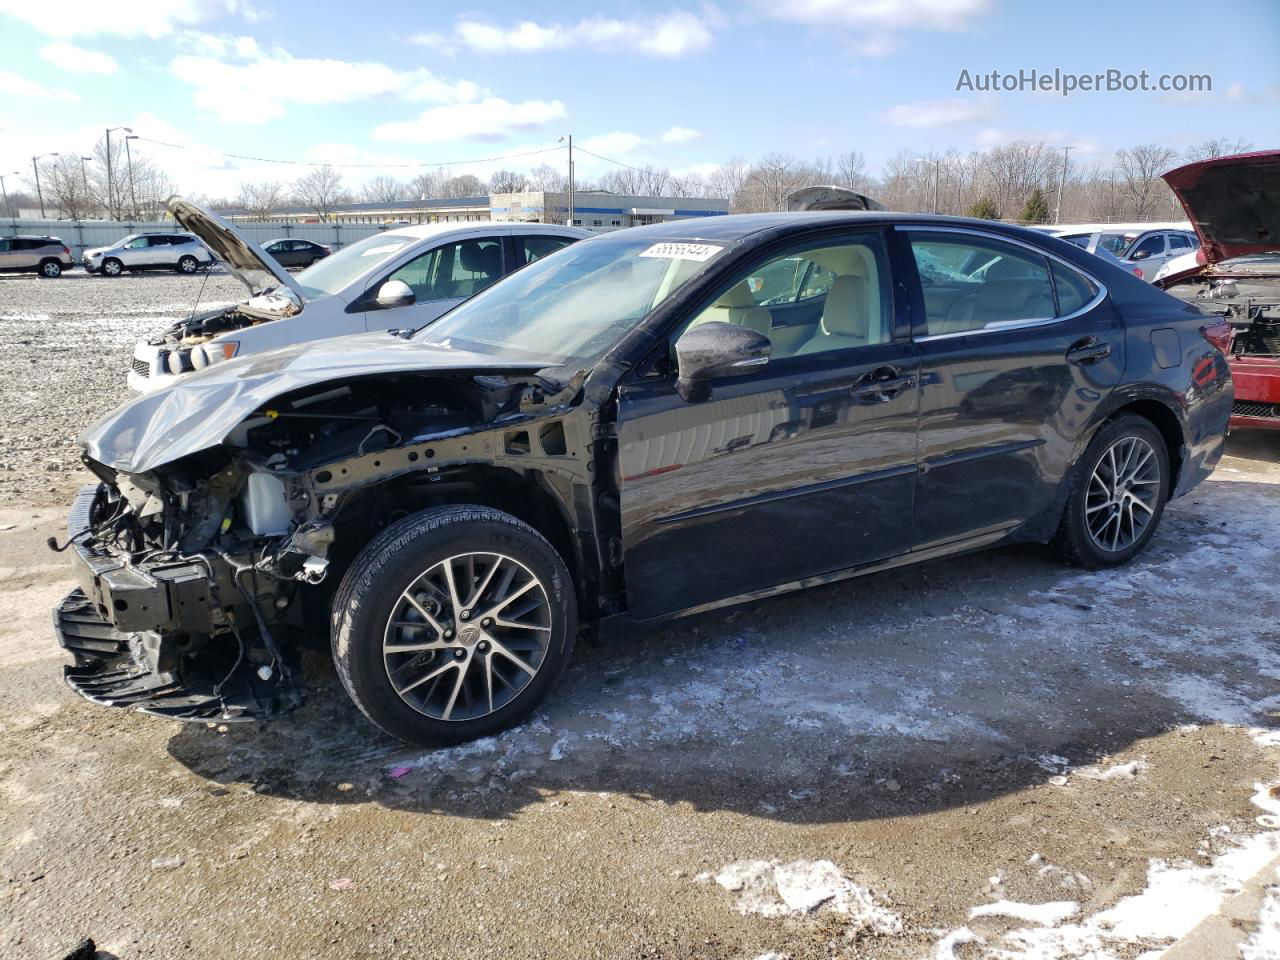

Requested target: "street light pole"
[
  {"left": 104, "top": 126, "right": 132, "bottom": 220},
  {"left": 559, "top": 135, "right": 574, "bottom": 225},
  {"left": 0, "top": 172, "right": 20, "bottom": 220},
  {"left": 32, "top": 152, "right": 59, "bottom": 219},
  {"left": 124, "top": 135, "right": 139, "bottom": 220},
  {"left": 1054, "top": 145, "right": 1073, "bottom": 225}
]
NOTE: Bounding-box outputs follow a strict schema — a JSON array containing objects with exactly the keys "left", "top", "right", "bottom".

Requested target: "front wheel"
[
  {"left": 331, "top": 505, "right": 576, "bottom": 746},
  {"left": 101, "top": 258, "right": 123, "bottom": 277},
  {"left": 1051, "top": 414, "right": 1170, "bottom": 568},
  {"left": 177, "top": 256, "right": 198, "bottom": 274}
]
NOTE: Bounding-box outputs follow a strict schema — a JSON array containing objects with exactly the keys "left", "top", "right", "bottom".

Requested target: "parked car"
[
  {"left": 262, "top": 237, "right": 330, "bottom": 269},
  {"left": 83, "top": 232, "right": 215, "bottom": 277},
  {"left": 1157, "top": 150, "right": 1280, "bottom": 430},
  {"left": 126, "top": 198, "right": 591, "bottom": 392},
  {"left": 0, "top": 235, "right": 75, "bottom": 277},
  {"left": 57, "top": 212, "right": 1231, "bottom": 745},
  {"left": 1055, "top": 227, "right": 1199, "bottom": 281}
]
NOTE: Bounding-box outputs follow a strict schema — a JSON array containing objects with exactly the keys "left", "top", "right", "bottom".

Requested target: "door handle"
[
  {"left": 851, "top": 369, "right": 916, "bottom": 402},
  {"left": 1066, "top": 338, "right": 1112, "bottom": 365}
]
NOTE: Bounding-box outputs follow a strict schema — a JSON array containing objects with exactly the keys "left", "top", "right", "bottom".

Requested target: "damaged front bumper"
[{"left": 55, "top": 484, "right": 304, "bottom": 722}]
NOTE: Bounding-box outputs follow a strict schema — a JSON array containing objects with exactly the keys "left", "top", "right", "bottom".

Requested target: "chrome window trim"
[{"left": 905, "top": 225, "right": 1109, "bottom": 343}]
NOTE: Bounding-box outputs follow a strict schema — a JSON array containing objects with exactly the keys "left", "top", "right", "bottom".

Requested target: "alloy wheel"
[
  {"left": 382, "top": 552, "right": 552, "bottom": 721},
  {"left": 1085, "top": 436, "right": 1161, "bottom": 552},
  {"left": 42, "top": 261, "right": 60, "bottom": 277}
]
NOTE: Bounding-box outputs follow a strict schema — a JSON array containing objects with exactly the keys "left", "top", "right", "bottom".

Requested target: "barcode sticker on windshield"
[{"left": 638, "top": 242, "right": 723, "bottom": 262}]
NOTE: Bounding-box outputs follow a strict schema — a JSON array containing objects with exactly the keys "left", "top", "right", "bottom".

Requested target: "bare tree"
[
  {"left": 236, "top": 181, "right": 287, "bottom": 220},
  {"left": 1115, "top": 144, "right": 1178, "bottom": 219},
  {"left": 361, "top": 175, "right": 410, "bottom": 204},
  {"left": 1183, "top": 137, "right": 1253, "bottom": 162},
  {"left": 2, "top": 188, "right": 36, "bottom": 218},
  {"left": 488, "top": 169, "right": 528, "bottom": 193},
  {"left": 292, "top": 165, "right": 349, "bottom": 221},
  {"left": 526, "top": 163, "right": 568, "bottom": 192},
  {"left": 38, "top": 155, "right": 97, "bottom": 219},
  {"left": 834, "top": 150, "right": 870, "bottom": 192},
  {"left": 704, "top": 159, "right": 748, "bottom": 201},
  {"left": 409, "top": 168, "right": 449, "bottom": 200},
  {"left": 442, "top": 174, "right": 484, "bottom": 198}
]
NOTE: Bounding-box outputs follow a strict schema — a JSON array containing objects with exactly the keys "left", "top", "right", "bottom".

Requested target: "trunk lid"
[
  {"left": 1162, "top": 151, "right": 1280, "bottom": 265},
  {"left": 166, "top": 196, "right": 305, "bottom": 299}
]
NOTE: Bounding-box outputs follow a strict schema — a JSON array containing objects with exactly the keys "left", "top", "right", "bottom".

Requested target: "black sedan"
[
  {"left": 261, "top": 237, "right": 330, "bottom": 268},
  {"left": 58, "top": 213, "right": 1232, "bottom": 745}
]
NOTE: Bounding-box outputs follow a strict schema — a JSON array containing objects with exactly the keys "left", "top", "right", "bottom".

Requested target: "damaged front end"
[
  {"left": 55, "top": 455, "right": 332, "bottom": 721},
  {"left": 56, "top": 337, "right": 606, "bottom": 722}
]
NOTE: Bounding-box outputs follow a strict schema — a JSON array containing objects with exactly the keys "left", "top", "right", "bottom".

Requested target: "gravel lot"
[{"left": 1, "top": 272, "right": 1278, "bottom": 959}]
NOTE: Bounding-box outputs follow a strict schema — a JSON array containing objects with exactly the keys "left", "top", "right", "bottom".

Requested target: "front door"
[
  {"left": 364, "top": 236, "right": 506, "bottom": 332},
  {"left": 616, "top": 231, "right": 919, "bottom": 620},
  {"left": 902, "top": 228, "right": 1126, "bottom": 549}
]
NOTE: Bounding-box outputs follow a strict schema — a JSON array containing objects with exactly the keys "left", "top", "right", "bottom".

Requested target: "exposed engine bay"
[
  {"left": 56, "top": 368, "right": 611, "bottom": 722},
  {"left": 146, "top": 287, "right": 302, "bottom": 375},
  {"left": 1162, "top": 275, "right": 1280, "bottom": 358}
]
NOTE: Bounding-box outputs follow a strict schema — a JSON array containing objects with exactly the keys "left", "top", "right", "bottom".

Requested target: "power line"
[
  {"left": 132, "top": 138, "right": 566, "bottom": 170},
  {"left": 572, "top": 145, "right": 655, "bottom": 174}
]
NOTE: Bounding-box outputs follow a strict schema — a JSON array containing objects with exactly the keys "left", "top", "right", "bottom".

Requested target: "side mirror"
[
  {"left": 375, "top": 279, "right": 415, "bottom": 308},
  {"left": 674, "top": 321, "right": 771, "bottom": 402},
  {"left": 1130, "top": 249, "right": 1150, "bottom": 261}
]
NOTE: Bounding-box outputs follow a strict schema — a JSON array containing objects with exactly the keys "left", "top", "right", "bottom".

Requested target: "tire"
[
  {"left": 38, "top": 259, "right": 62, "bottom": 278},
  {"left": 101, "top": 257, "right": 123, "bottom": 277},
  {"left": 1051, "top": 414, "right": 1171, "bottom": 568},
  {"left": 331, "top": 505, "right": 576, "bottom": 746},
  {"left": 177, "top": 256, "right": 198, "bottom": 274}
]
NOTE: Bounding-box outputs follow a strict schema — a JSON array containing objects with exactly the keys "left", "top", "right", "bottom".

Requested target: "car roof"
[
  {"left": 10, "top": 235, "right": 61, "bottom": 241},
  {"left": 372, "top": 221, "right": 590, "bottom": 242}
]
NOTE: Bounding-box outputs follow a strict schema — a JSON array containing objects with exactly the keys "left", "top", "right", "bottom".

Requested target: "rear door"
[
  {"left": 616, "top": 230, "right": 920, "bottom": 619},
  {"left": 902, "top": 228, "right": 1125, "bottom": 549},
  {"left": 512, "top": 233, "right": 577, "bottom": 267}
]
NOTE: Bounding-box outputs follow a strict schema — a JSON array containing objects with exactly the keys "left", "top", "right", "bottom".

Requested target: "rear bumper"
[{"left": 1228, "top": 355, "right": 1280, "bottom": 429}]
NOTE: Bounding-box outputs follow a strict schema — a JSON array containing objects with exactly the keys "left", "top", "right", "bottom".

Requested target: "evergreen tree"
[
  {"left": 1019, "top": 187, "right": 1050, "bottom": 224},
  {"left": 967, "top": 197, "right": 1002, "bottom": 220}
]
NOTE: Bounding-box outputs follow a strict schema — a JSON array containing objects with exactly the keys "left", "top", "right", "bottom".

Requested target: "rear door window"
[{"left": 518, "top": 235, "right": 575, "bottom": 264}]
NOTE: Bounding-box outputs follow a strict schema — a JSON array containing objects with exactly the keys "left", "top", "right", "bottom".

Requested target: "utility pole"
[
  {"left": 125, "top": 134, "right": 139, "bottom": 220},
  {"left": 559, "top": 135, "right": 574, "bottom": 225},
  {"left": 105, "top": 126, "right": 131, "bottom": 220},
  {"left": 1054, "top": 145, "right": 1073, "bottom": 225}
]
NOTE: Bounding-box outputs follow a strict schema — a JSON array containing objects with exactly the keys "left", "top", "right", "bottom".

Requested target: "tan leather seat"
[
  {"left": 686, "top": 281, "right": 772, "bottom": 336},
  {"left": 795, "top": 275, "right": 870, "bottom": 354},
  {"left": 936, "top": 260, "right": 1055, "bottom": 334}
]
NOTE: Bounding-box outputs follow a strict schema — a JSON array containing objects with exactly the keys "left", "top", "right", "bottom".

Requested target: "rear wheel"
[
  {"left": 177, "top": 255, "right": 198, "bottom": 274},
  {"left": 1051, "top": 414, "right": 1170, "bottom": 568},
  {"left": 331, "top": 505, "right": 576, "bottom": 745},
  {"left": 101, "top": 257, "right": 123, "bottom": 277},
  {"left": 38, "top": 259, "right": 62, "bottom": 278}
]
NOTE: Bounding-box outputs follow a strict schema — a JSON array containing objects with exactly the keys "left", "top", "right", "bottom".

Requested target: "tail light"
[
  {"left": 61, "top": 246, "right": 71, "bottom": 255},
  {"left": 1201, "top": 319, "right": 1232, "bottom": 354},
  {"left": 1132, "top": 267, "right": 1143, "bottom": 279}
]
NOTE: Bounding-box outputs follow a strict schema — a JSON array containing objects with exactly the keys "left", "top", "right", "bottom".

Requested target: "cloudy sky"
[{"left": 0, "top": 0, "right": 1276, "bottom": 197}]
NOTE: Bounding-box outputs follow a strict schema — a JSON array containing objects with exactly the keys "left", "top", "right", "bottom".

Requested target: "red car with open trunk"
[{"left": 1158, "top": 150, "right": 1280, "bottom": 430}]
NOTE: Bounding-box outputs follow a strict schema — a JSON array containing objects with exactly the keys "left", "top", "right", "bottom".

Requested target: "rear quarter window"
[{"left": 1051, "top": 261, "right": 1099, "bottom": 316}]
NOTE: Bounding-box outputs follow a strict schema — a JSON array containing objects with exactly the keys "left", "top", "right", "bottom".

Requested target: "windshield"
[
  {"left": 415, "top": 234, "right": 727, "bottom": 366},
  {"left": 1100, "top": 232, "right": 1139, "bottom": 256},
  {"left": 293, "top": 232, "right": 417, "bottom": 300}
]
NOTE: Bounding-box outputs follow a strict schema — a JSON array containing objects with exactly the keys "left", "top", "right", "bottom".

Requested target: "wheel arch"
[{"left": 1085, "top": 387, "right": 1188, "bottom": 491}]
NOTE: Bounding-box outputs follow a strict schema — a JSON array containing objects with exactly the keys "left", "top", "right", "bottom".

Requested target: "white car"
[
  {"left": 84, "top": 232, "right": 215, "bottom": 276},
  {"left": 1053, "top": 227, "right": 1199, "bottom": 282},
  {"left": 127, "top": 198, "right": 591, "bottom": 393}
]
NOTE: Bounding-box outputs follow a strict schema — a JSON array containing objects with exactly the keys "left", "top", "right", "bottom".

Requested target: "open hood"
[
  {"left": 166, "top": 196, "right": 305, "bottom": 298},
  {"left": 1162, "top": 151, "right": 1280, "bottom": 265},
  {"left": 785, "top": 186, "right": 884, "bottom": 212},
  {"left": 81, "top": 332, "right": 547, "bottom": 474}
]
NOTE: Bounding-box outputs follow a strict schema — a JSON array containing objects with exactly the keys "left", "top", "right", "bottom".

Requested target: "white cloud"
[
  {"left": 39, "top": 42, "right": 118, "bottom": 73},
  {"left": 763, "top": 0, "right": 991, "bottom": 31},
  {"left": 660, "top": 125, "right": 703, "bottom": 144},
  {"left": 418, "top": 10, "right": 715, "bottom": 58},
  {"left": 0, "top": 69, "right": 79, "bottom": 102},
  {"left": 879, "top": 97, "right": 998, "bottom": 127},
  {"left": 759, "top": 0, "right": 991, "bottom": 55},
  {"left": 170, "top": 50, "right": 483, "bottom": 124},
  {"left": 0, "top": 0, "right": 236, "bottom": 37},
  {"left": 372, "top": 98, "right": 567, "bottom": 145}
]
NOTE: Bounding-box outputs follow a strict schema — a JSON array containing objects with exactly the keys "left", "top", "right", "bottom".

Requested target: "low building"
[{"left": 220, "top": 191, "right": 729, "bottom": 231}]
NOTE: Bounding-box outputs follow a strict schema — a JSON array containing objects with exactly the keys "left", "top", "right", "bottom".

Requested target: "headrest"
[
  {"left": 459, "top": 242, "right": 499, "bottom": 275},
  {"left": 975, "top": 278, "right": 1046, "bottom": 312},
  {"left": 821, "top": 275, "right": 870, "bottom": 337},
  {"left": 719, "top": 280, "right": 757, "bottom": 308},
  {"left": 808, "top": 246, "right": 869, "bottom": 277},
  {"left": 985, "top": 257, "right": 1030, "bottom": 282}
]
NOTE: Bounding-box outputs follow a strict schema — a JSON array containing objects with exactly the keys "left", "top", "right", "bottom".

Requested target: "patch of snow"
[
  {"left": 711, "top": 859, "right": 901, "bottom": 934},
  {"left": 932, "top": 927, "right": 982, "bottom": 959},
  {"left": 1239, "top": 874, "right": 1280, "bottom": 960},
  {"left": 969, "top": 900, "right": 1079, "bottom": 925},
  {"left": 1075, "top": 759, "right": 1146, "bottom": 781}
]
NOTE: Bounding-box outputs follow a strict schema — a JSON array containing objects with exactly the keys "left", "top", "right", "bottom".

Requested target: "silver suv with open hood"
[{"left": 127, "top": 197, "right": 590, "bottom": 393}]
